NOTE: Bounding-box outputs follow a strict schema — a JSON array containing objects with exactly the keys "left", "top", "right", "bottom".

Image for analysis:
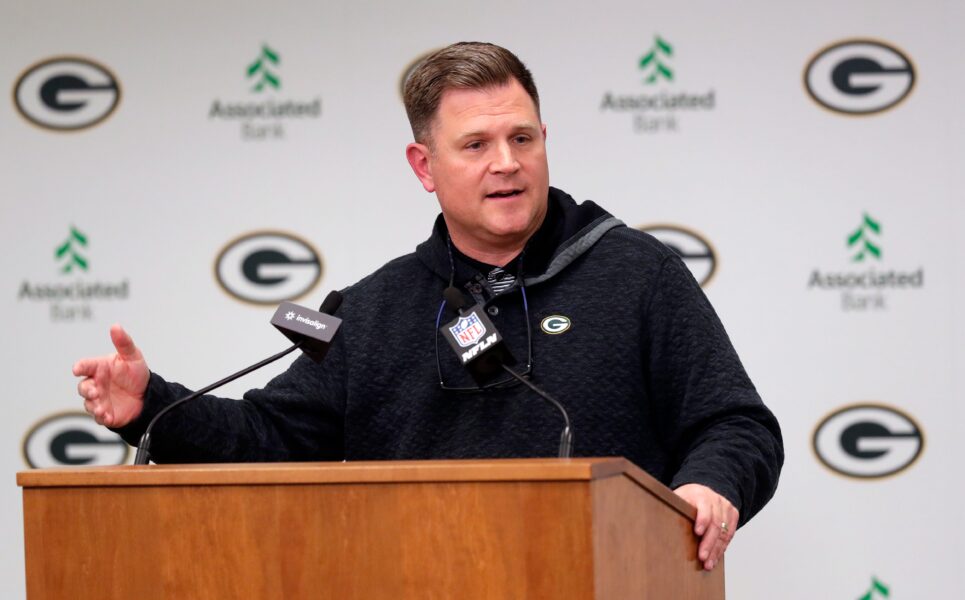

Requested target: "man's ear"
[{"left": 405, "top": 142, "right": 435, "bottom": 193}]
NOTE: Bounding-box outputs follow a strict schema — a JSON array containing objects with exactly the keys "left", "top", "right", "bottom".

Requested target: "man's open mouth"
[{"left": 486, "top": 189, "right": 523, "bottom": 199}]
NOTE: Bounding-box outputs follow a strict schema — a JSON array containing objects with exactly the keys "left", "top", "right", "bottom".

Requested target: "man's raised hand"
[{"left": 73, "top": 324, "right": 149, "bottom": 428}]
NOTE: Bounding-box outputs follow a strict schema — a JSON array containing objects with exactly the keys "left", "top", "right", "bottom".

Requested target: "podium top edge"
[{"left": 17, "top": 457, "right": 640, "bottom": 488}]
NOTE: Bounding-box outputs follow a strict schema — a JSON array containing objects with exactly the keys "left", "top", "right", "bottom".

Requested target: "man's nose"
[{"left": 489, "top": 142, "right": 520, "bottom": 174}]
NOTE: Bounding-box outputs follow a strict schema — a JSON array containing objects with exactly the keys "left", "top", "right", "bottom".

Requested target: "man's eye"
[
  {"left": 466, "top": 141, "right": 484, "bottom": 151},
  {"left": 513, "top": 135, "right": 531, "bottom": 144}
]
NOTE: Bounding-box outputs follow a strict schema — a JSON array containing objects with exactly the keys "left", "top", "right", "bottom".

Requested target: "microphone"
[
  {"left": 133, "top": 290, "right": 343, "bottom": 465},
  {"left": 443, "top": 286, "right": 468, "bottom": 311},
  {"left": 271, "top": 293, "right": 343, "bottom": 362},
  {"left": 439, "top": 286, "right": 516, "bottom": 384},
  {"left": 438, "top": 286, "right": 573, "bottom": 458}
]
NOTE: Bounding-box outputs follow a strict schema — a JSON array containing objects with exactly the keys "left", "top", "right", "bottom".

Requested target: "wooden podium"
[{"left": 18, "top": 458, "right": 723, "bottom": 599}]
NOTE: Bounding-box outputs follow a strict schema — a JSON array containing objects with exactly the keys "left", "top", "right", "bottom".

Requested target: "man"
[{"left": 75, "top": 42, "right": 782, "bottom": 572}]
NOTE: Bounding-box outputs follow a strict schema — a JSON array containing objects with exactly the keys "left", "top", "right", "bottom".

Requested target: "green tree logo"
[
  {"left": 640, "top": 35, "right": 673, "bottom": 84},
  {"left": 858, "top": 576, "right": 889, "bottom": 600},
  {"left": 55, "top": 226, "right": 88, "bottom": 273},
  {"left": 247, "top": 44, "right": 280, "bottom": 92},
  {"left": 847, "top": 213, "right": 882, "bottom": 262}
]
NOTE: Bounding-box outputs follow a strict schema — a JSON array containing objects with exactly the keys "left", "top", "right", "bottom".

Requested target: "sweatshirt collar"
[{"left": 416, "top": 187, "right": 622, "bottom": 287}]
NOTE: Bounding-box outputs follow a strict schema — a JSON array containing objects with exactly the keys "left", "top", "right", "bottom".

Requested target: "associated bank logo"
[
  {"left": 807, "top": 213, "right": 923, "bottom": 311},
  {"left": 640, "top": 36, "right": 673, "bottom": 83},
  {"left": 215, "top": 231, "right": 323, "bottom": 305},
  {"left": 17, "top": 226, "right": 130, "bottom": 321},
  {"left": 208, "top": 43, "right": 321, "bottom": 141},
  {"left": 813, "top": 403, "right": 923, "bottom": 479},
  {"left": 247, "top": 44, "right": 281, "bottom": 92},
  {"left": 639, "top": 224, "right": 717, "bottom": 287},
  {"left": 805, "top": 39, "right": 915, "bottom": 115},
  {"left": 56, "top": 226, "right": 89, "bottom": 273},
  {"left": 859, "top": 576, "right": 890, "bottom": 599},
  {"left": 601, "top": 35, "right": 716, "bottom": 134},
  {"left": 23, "top": 412, "right": 130, "bottom": 468},
  {"left": 13, "top": 56, "right": 121, "bottom": 131},
  {"left": 848, "top": 213, "right": 881, "bottom": 262}
]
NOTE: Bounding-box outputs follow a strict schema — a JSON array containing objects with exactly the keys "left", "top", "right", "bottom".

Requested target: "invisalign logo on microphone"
[
  {"left": 215, "top": 231, "right": 323, "bottom": 305},
  {"left": 282, "top": 308, "right": 328, "bottom": 330},
  {"left": 271, "top": 300, "right": 341, "bottom": 358}
]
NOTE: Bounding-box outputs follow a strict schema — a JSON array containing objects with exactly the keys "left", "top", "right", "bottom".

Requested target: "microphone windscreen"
[
  {"left": 318, "top": 290, "right": 343, "bottom": 315},
  {"left": 443, "top": 286, "right": 467, "bottom": 310}
]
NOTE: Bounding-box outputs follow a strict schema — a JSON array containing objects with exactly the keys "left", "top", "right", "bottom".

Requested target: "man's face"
[{"left": 406, "top": 79, "right": 549, "bottom": 259}]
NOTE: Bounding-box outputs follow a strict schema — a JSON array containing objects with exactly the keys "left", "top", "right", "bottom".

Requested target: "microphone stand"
[
  {"left": 133, "top": 341, "right": 303, "bottom": 465},
  {"left": 500, "top": 364, "right": 573, "bottom": 458}
]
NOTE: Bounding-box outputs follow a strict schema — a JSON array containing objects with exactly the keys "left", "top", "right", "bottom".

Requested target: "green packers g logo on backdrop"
[
  {"left": 215, "top": 231, "right": 323, "bottom": 305},
  {"left": 23, "top": 412, "right": 130, "bottom": 468},
  {"left": 804, "top": 39, "right": 915, "bottom": 115},
  {"left": 399, "top": 48, "right": 441, "bottom": 100},
  {"left": 13, "top": 56, "right": 121, "bottom": 131},
  {"left": 638, "top": 224, "right": 717, "bottom": 287},
  {"left": 812, "top": 403, "right": 924, "bottom": 479}
]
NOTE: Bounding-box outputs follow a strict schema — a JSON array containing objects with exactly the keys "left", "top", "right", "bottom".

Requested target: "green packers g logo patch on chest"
[{"left": 540, "top": 315, "right": 571, "bottom": 335}]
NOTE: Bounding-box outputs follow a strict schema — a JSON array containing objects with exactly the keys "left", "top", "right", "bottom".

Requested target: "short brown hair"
[{"left": 403, "top": 42, "right": 540, "bottom": 144}]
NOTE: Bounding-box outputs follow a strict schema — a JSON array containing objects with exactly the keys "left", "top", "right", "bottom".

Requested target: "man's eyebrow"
[{"left": 456, "top": 123, "right": 541, "bottom": 140}]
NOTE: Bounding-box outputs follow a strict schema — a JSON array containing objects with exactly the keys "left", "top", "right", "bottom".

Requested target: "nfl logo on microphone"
[{"left": 449, "top": 312, "right": 487, "bottom": 348}]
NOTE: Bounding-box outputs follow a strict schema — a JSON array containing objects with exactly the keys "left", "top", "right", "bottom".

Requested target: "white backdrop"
[{"left": 3, "top": 1, "right": 962, "bottom": 597}]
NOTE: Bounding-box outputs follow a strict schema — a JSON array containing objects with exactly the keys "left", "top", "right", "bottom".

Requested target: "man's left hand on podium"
[{"left": 673, "top": 483, "right": 739, "bottom": 571}]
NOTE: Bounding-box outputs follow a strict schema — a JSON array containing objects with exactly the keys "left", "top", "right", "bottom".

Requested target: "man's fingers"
[
  {"left": 96, "top": 405, "right": 114, "bottom": 427},
  {"left": 692, "top": 496, "right": 713, "bottom": 536},
  {"left": 84, "top": 395, "right": 110, "bottom": 426},
  {"left": 109, "top": 324, "right": 141, "bottom": 361},
  {"left": 706, "top": 506, "right": 739, "bottom": 569},
  {"left": 689, "top": 496, "right": 717, "bottom": 562},
  {"left": 698, "top": 515, "right": 721, "bottom": 564},
  {"left": 673, "top": 484, "right": 739, "bottom": 571},
  {"left": 72, "top": 358, "right": 99, "bottom": 378},
  {"left": 707, "top": 523, "right": 728, "bottom": 568},
  {"left": 77, "top": 378, "right": 98, "bottom": 399}
]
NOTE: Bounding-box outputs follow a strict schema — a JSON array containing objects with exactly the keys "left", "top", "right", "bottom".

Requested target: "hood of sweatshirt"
[{"left": 415, "top": 187, "right": 625, "bottom": 289}]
